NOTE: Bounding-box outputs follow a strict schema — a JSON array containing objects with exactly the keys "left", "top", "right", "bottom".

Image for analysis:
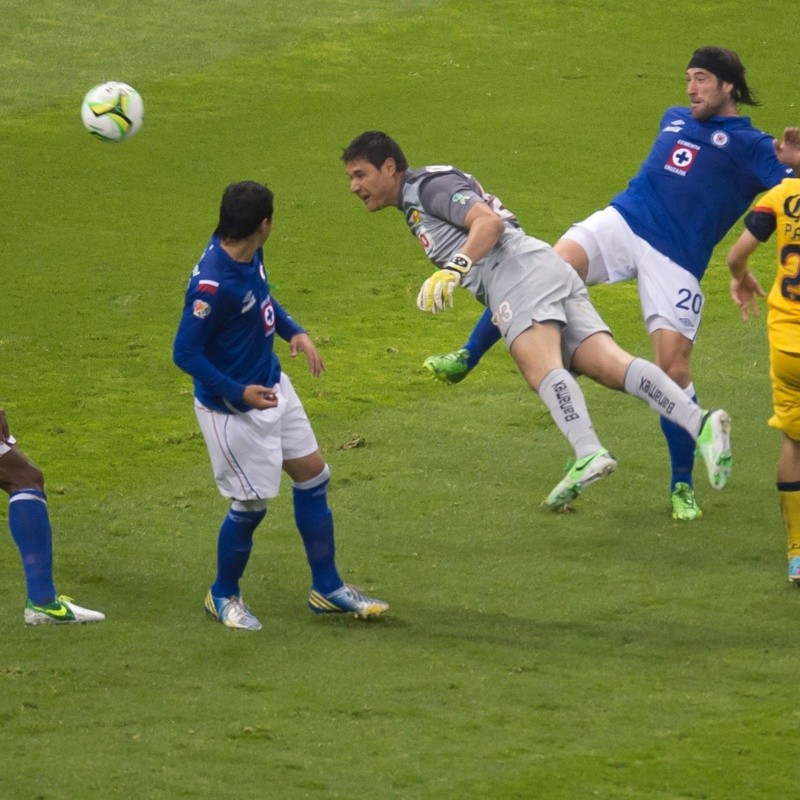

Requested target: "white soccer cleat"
[
  {"left": 204, "top": 589, "right": 262, "bottom": 630},
  {"left": 24, "top": 595, "right": 106, "bottom": 625},
  {"left": 545, "top": 448, "right": 618, "bottom": 511},
  {"left": 308, "top": 584, "right": 389, "bottom": 619},
  {"left": 696, "top": 409, "right": 732, "bottom": 490}
]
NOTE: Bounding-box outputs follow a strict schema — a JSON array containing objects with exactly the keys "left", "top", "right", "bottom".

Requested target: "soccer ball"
[{"left": 80, "top": 81, "right": 143, "bottom": 143}]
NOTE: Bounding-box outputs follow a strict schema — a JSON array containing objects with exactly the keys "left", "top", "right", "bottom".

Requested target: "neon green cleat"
[
  {"left": 423, "top": 348, "right": 471, "bottom": 384},
  {"left": 24, "top": 595, "right": 105, "bottom": 625},
  {"left": 696, "top": 409, "right": 732, "bottom": 489},
  {"left": 671, "top": 482, "right": 703, "bottom": 521},
  {"left": 545, "top": 448, "right": 617, "bottom": 511}
]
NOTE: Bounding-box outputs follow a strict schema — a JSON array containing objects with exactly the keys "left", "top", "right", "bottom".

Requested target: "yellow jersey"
[{"left": 746, "top": 178, "right": 800, "bottom": 353}]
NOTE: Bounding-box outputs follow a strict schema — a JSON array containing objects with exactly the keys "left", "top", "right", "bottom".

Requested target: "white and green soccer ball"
[{"left": 80, "top": 81, "right": 143, "bottom": 143}]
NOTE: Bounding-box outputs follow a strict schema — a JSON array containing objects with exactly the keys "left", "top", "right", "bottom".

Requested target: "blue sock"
[
  {"left": 463, "top": 307, "right": 501, "bottom": 369},
  {"left": 8, "top": 489, "right": 57, "bottom": 606},
  {"left": 211, "top": 507, "right": 265, "bottom": 598},
  {"left": 293, "top": 472, "right": 342, "bottom": 595},
  {"left": 660, "top": 390, "right": 698, "bottom": 491}
]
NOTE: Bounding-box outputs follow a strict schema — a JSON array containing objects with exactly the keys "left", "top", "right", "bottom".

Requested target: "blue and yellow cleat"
[
  {"left": 788, "top": 557, "right": 800, "bottom": 585},
  {"left": 24, "top": 595, "right": 105, "bottom": 626},
  {"left": 204, "top": 589, "right": 262, "bottom": 630},
  {"left": 308, "top": 584, "right": 389, "bottom": 619}
]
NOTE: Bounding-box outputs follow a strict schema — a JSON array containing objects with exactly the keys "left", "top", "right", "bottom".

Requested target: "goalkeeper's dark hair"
[
  {"left": 341, "top": 131, "right": 409, "bottom": 171},
  {"left": 687, "top": 46, "right": 759, "bottom": 107},
  {"left": 215, "top": 181, "right": 274, "bottom": 241}
]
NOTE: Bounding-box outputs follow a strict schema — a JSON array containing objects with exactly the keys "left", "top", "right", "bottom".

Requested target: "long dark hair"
[{"left": 687, "top": 46, "right": 759, "bottom": 106}]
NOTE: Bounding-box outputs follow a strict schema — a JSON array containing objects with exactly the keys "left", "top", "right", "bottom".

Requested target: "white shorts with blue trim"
[
  {"left": 195, "top": 372, "right": 318, "bottom": 501},
  {"left": 561, "top": 206, "right": 704, "bottom": 342}
]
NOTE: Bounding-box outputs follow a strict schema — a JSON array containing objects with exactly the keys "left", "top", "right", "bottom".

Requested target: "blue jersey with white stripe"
[
  {"left": 173, "top": 235, "right": 304, "bottom": 413},
  {"left": 611, "top": 106, "right": 793, "bottom": 279}
]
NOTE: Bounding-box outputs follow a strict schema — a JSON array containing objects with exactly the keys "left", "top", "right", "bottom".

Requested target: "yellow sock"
[{"left": 778, "top": 484, "right": 800, "bottom": 559}]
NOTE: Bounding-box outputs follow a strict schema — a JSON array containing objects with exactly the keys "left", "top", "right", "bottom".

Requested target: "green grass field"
[{"left": 1, "top": 1, "right": 798, "bottom": 797}]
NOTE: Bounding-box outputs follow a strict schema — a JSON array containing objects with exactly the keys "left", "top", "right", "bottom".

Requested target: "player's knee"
[
  {"left": 574, "top": 334, "right": 630, "bottom": 389},
  {"left": 0, "top": 460, "right": 44, "bottom": 495},
  {"left": 553, "top": 238, "right": 589, "bottom": 277},
  {"left": 661, "top": 361, "right": 691, "bottom": 387},
  {"left": 653, "top": 341, "right": 692, "bottom": 386},
  {"left": 231, "top": 499, "right": 267, "bottom": 513},
  {"left": 293, "top": 463, "right": 330, "bottom": 491},
  {"left": 31, "top": 467, "right": 44, "bottom": 493}
]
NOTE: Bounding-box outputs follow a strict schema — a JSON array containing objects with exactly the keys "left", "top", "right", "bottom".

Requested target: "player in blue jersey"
[
  {"left": 173, "top": 181, "right": 388, "bottom": 630},
  {"left": 424, "top": 46, "right": 797, "bottom": 521},
  {"left": 0, "top": 406, "right": 105, "bottom": 625},
  {"left": 342, "top": 131, "right": 732, "bottom": 512}
]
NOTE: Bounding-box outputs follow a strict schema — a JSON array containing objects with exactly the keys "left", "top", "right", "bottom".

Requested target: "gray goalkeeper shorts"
[{"left": 466, "top": 232, "right": 611, "bottom": 367}]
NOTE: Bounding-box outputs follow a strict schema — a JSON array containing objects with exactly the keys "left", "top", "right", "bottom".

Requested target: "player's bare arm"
[
  {"left": 289, "top": 332, "right": 326, "bottom": 377},
  {"left": 727, "top": 229, "right": 766, "bottom": 322}
]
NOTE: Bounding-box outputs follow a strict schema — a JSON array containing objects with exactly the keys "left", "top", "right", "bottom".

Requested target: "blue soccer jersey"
[
  {"left": 611, "top": 106, "right": 793, "bottom": 279},
  {"left": 173, "top": 235, "right": 304, "bottom": 413}
]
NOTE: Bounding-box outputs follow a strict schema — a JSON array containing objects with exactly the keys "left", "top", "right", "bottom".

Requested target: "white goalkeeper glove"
[{"left": 416, "top": 254, "right": 473, "bottom": 313}]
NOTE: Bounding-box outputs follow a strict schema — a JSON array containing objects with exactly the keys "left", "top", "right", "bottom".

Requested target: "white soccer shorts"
[
  {"left": 561, "top": 206, "right": 704, "bottom": 342},
  {"left": 195, "top": 372, "right": 318, "bottom": 501}
]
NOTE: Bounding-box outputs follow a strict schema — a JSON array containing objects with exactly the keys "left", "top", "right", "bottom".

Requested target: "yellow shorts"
[{"left": 769, "top": 346, "right": 800, "bottom": 440}]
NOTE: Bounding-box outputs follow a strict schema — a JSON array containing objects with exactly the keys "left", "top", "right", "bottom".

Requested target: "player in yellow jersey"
[{"left": 727, "top": 128, "right": 800, "bottom": 583}]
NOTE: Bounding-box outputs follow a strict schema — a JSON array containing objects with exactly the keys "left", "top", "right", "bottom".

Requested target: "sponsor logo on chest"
[{"left": 664, "top": 139, "right": 700, "bottom": 176}]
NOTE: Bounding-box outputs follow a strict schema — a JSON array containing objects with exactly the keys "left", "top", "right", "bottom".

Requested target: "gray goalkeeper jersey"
[
  {"left": 397, "top": 165, "right": 609, "bottom": 352},
  {"left": 398, "top": 166, "right": 527, "bottom": 290}
]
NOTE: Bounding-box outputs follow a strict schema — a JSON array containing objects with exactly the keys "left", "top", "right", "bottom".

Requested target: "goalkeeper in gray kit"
[{"left": 342, "top": 131, "right": 732, "bottom": 510}]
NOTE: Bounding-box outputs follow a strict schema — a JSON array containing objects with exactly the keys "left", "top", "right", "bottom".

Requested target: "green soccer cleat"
[
  {"left": 308, "top": 584, "right": 389, "bottom": 619},
  {"left": 545, "top": 448, "right": 618, "bottom": 511},
  {"left": 24, "top": 595, "right": 106, "bottom": 626},
  {"left": 423, "top": 348, "right": 471, "bottom": 384},
  {"left": 671, "top": 482, "right": 703, "bottom": 521},
  {"left": 204, "top": 589, "right": 262, "bottom": 631},
  {"left": 696, "top": 409, "right": 732, "bottom": 490}
]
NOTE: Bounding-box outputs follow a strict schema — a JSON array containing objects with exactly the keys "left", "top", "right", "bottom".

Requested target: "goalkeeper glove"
[{"left": 416, "top": 254, "right": 473, "bottom": 313}]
